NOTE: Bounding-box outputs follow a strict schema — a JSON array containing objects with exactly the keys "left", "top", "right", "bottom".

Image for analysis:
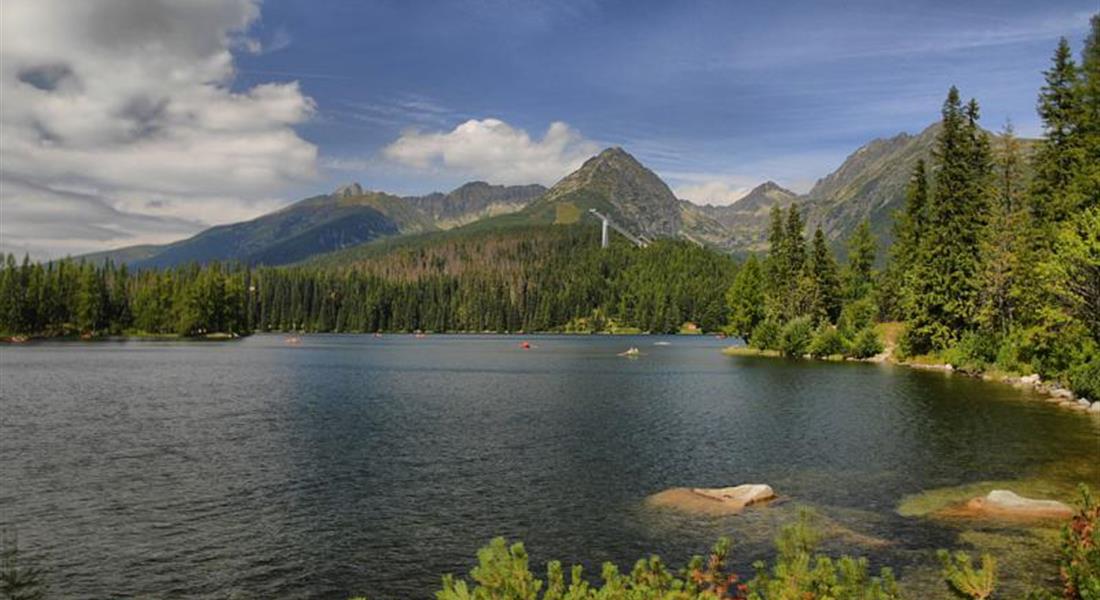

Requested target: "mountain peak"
[
  {"left": 596, "top": 146, "right": 630, "bottom": 158},
  {"left": 453, "top": 181, "right": 491, "bottom": 192},
  {"left": 333, "top": 182, "right": 364, "bottom": 198},
  {"left": 524, "top": 146, "right": 683, "bottom": 238},
  {"left": 754, "top": 180, "right": 784, "bottom": 193}
]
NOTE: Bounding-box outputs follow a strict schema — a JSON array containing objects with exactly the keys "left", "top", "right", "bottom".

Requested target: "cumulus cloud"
[
  {"left": 674, "top": 181, "right": 755, "bottom": 206},
  {"left": 0, "top": 0, "right": 318, "bottom": 259},
  {"left": 382, "top": 119, "right": 600, "bottom": 186}
]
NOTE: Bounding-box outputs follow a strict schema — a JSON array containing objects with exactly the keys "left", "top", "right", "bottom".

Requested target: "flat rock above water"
[
  {"left": 939, "top": 490, "right": 1073, "bottom": 521},
  {"left": 646, "top": 484, "right": 777, "bottom": 515}
]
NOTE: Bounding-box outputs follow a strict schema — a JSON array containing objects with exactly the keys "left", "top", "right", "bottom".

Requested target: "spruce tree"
[
  {"left": 76, "top": 263, "right": 107, "bottom": 334},
  {"left": 1075, "top": 15, "right": 1100, "bottom": 211},
  {"left": 977, "top": 122, "right": 1033, "bottom": 336},
  {"left": 807, "top": 228, "right": 842, "bottom": 323},
  {"left": 880, "top": 160, "right": 929, "bottom": 320},
  {"left": 764, "top": 205, "right": 788, "bottom": 318},
  {"left": 907, "top": 88, "right": 991, "bottom": 352},
  {"left": 782, "top": 205, "right": 808, "bottom": 320},
  {"left": 1032, "top": 37, "right": 1083, "bottom": 225},
  {"left": 726, "top": 255, "right": 765, "bottom": 340},
  {"left": 843, "top": 219, "right": 876, "bottom": 302}
]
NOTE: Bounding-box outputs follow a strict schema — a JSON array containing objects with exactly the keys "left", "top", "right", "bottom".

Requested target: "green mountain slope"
[
  {"left": 133, "top": 186, "right": 435, "bottom": 268},
  {"left": 74, "top": 182, "right": 543, "bottom": 268}
]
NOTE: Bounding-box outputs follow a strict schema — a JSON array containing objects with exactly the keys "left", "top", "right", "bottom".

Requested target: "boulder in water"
[
  {"left": 647, "top": 484, "right": 776, "bottom": 515},
  {"left": 944, "top": 490, "right": 1073, "bottom": 521}
]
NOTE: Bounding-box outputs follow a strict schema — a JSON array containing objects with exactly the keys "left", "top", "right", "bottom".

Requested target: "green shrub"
[
  {"left": 938, "top": 550, "right": 996, "bottom": 599},
  {"left": 1016, "top": 312, "right": 1097, "bottom": 380},
  {"left": 778, "top": 316, "right": 814, "bottom": 357},
  {"left": 432, "top": 513, "right": 907, "bottom": 600},
  {"left": 896, "top": 325, "right": 929, "bottom": 360},
  {"left": 1068, "top": 358, "right": 1100, "bottom": 401},
  {"left": 849, "top": 327, "right": 885, "bottom": 359},
  {"left": 750, "top": 318, "right": 781, "bottom": 351},
  {"left": 808, "top": 324, "right": 848, "bottom": 358},
  {"left": 837, "top": 297, "right": 877, "bottom": 338},
  {"left": 748, "top": 511, "right": 902, "bottom": 600},
  {"left": 942, "top": 331, "right": 1001, "bottom": 373},
  {"left": 993, "top": 329, "right": 1033, "bottom": 374}
]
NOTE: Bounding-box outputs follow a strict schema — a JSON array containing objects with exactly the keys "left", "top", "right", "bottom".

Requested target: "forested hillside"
[{"left": 0, "top": 225, "right": 734, "bottom": 336}]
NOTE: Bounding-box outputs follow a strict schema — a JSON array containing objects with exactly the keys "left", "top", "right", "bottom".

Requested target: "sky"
[{"left": 0, "top": 0, "right": 1096, "bottom": 259}]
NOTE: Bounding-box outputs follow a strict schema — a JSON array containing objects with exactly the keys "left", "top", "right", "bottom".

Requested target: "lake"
[{"left": 1, "top": 334, "right": 1097, "bottom": 598}]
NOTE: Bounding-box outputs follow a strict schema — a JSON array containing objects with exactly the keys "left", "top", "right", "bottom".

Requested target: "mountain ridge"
[{"left": 67, "top": 122, "right": 1031, "bottom": 267}]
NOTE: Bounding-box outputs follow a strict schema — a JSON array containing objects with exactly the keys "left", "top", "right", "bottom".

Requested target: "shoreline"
[
  {"left": 722, "top": 343, "right": 1100, "bottom": 415},
  {"left": 1, "top": 330, "right": 722, "bottom": 344}
]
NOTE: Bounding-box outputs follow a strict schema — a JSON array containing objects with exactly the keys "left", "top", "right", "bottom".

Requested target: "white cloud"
[
  {"left": 0, "top": 0, "right": 318, "bottom": 259},
  {"left": 674, "top": 181, "right": 754, "bottom": 206},
  {"left": 382, "top": 118, "right": 600, "bottom": 186}
]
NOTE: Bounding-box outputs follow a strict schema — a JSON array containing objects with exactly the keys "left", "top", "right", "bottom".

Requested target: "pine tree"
[
  {"left": 843, "top": 219, "right": 876, "bottom": 302},
  {"left": 807, "top": 228, "right": 842, "bottom": 323},
  {"left": 977, "top": 122, "right": 1034, "bottom": 336},
  {"left": 781, "top": 205, "right": 808, "bottom": 320},
  {"left": 76, "top": 263, "right": 107, "bottom": 334},
  {"left": 907, "top": 88, "right": 991, "bottom": 352},
  {"left": 1075, "top": 15, "right": 1100, "bottom": 212},
  {"left": 109, "top": 263, "right": 132, "bottom": 333},
  {"left": 880, "top": 160, "right": 929, "bottom": 321},
  {"left": 764, "top": 205, "right": 788, "bottom": 318},
  {"left": 1032, "top": 37, "right": 1084, "bottom": 225},
  {"left": 726, "top": 255, "right": 765, "bottom": 341},
  {"left": 0, "top": 255, "right": 26, "bottom": 333}
]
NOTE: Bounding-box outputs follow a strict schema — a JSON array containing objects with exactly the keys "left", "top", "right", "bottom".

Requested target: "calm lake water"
[{"left": 1, "top": 334, "right": 1098, "bottom": 598}]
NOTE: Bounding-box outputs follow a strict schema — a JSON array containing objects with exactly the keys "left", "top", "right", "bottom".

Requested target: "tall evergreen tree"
[
  {"left": 763, "top": 205, "right": 788, "bottom": 319},
  {"left": 726, "top": 255, "right": 765, "bottom": 341},
  {"left": 1075, "top": 15, "right": 1100, "bottom": 211},
  {"left": 76, "top": 263, "right": 107, "bottom": 334},
  {"left": 781, "top": 205, "right": 808, "bottom": 320},
  {"left": 843, "top": 219, "right": 876, "bottom": 302},
  {"left": 907, "top": 87, "right": 992, "bottom": 352},
  {"left": 879, "top": 160, "right": 930, "bottom": 320},
  {"left": 807, "top": 228, "right": 842, "bottom": 323},
  {"left": 977, "top": 122, "right": 1033, "bottom": 336},
  {"left": 1032, "top": 37, "right": 1084, "bottom": 225}
]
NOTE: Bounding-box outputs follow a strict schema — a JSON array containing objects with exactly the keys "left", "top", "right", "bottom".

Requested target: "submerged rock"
[
  {"left": 647, "top": 484, "right": 776, "bottom": 516},
  {"left": 943, "top": 490, "right": 1073, "bottom": 521}
]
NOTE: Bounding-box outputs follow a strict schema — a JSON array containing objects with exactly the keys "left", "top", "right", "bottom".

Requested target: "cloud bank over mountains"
[
  {"left": 0, "top": 0, "right": 318, "bottom": 258},
  {"left": 382, "top": 118, "right": 600, "bottom": 186}
]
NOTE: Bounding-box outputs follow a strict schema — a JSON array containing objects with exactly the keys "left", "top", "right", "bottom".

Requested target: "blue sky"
[
  {"left": 238, "top": 0, "right": 1096, "bottom": 201},
  {"left": 1, "top": 0, "right": 1095, "bottom": 257}
]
